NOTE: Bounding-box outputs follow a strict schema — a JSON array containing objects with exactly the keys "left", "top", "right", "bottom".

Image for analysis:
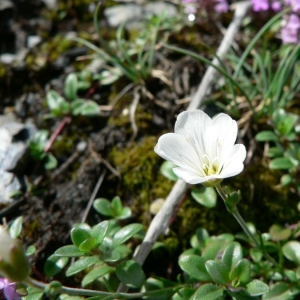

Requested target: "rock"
[
  {"left": 27, "top": 35, "right": 42, "bottom": 49},
  {"left": 104, "top": 4, "right": 143, "bottom": 28},
  {"left": 0, "top": 54, "right": 16, "bottom": 64},
  {"left": 145, "top": 2, "right": 177, "bottom": 18},
  {"left": 0, "top": 0, "right": 13, "bottom": 11},
  {"left": 41, "top": 0, "right": 57, "bottom": 10},
  {"left": 104, "top": 1, "right": 178, "bottom": 28},
  {"left": 0, "top": 120, "right": 37, "bottom": 205}
]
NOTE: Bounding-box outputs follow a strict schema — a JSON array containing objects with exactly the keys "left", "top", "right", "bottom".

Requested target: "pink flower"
[
  {"left": 251, "top": 0, "right": 270, "bottom": 11},
  {"left": 271, "top": 1, "right": 282, "bottom": 11},
  {"left": 291, "top": 0, "right": 300, "bottom": 12},
  {"left": 214, "top": 0, "right": 229, "bottom": 13},
  {"left": 0, "top": 278, "right": 20, "bottom": 300},
  {"left": 281, "top": 14, "right": 300, "bottom": 43}
]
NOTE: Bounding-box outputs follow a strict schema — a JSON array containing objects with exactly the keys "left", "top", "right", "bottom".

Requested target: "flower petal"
[
  {"left": 175, "top": 110, "right": 212, "bottom": 156},
  {"left": 173, "top": 167, "right": 207, "bottom": 184},
  {"left": 154, "top": 133, "right": 201, "bottom": 173},
  {"left": 4, "top": 285, "right": 20, "bottom": 300},
  {"left": 221, "top": 144, "right": 247, "bottom": 178},
  {"left": 204, "top": 113, "right": 238, "bottom": 163}
]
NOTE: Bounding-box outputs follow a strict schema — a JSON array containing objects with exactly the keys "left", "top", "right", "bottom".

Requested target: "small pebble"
[
  {"left": 27, "top": 35, "right": 42, "bottom": 49},
  {"left": 76, "top": 141, "right": 87, "bottom": 153},
  {"left": 150, "top": 198, "right": 165, "bottom": 215}
]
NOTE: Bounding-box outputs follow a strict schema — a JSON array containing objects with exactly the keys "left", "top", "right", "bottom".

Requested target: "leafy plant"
[
  {"left": 255, "top": 108, "right": 300, "bottom": 193},
  {"left": 46, "top": 71, "right": 101, "bottom": 117},
  {"left": 45, "top": 220, "right": 144, "bottom": 288},
  {"left": 29, "top": 130, "right": 57, "bottom": 170},
  {"left": 93, "top": 196, "right": 132, "bottom": 220},
  {"left": 72, "top": 4, "right": 178, "bottom": 85}
]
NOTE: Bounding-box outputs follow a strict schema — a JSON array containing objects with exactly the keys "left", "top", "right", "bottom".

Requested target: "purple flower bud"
[{"left": 0, "top": 278, "right": 20, "bottom": 300}]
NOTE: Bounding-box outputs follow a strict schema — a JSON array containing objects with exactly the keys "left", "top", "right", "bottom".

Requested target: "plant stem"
[
  {"left": 215, "top": 183, "right": 279, "bottom": 267},
  {"left": 25, "top": 277, "right": 180, "bottom": 299}
]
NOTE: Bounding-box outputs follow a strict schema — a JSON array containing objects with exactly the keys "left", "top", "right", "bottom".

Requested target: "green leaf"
[
  {"left": 282, "top": 241, "right": 300, "bottom": 265},
  {"left": 284, "top": 269, "right": 298, "bottom": 282},
  {"left": 191, "top": 283, "right": 223, "bottom": 300},
  {"left": 44, "top": 255, "right": 69, "bottom": 277},
  {"left": 249, "top": 248, "right": 263, "bottom": 263},
  {"left": 178, "top": 254, "right": 211, "bottom": 281},
  {"left": 59, "top": 294, "right": 85, "bottom": 300},
  {"left": 113, "top": 223, "right": 143, "bottom": 246},
  {"left": 55, "top": 245, "right": 83, "bottom": 257},
  {"left": 118, "top": 207, "right": 132, "bottom": 220},
  {"left": 46, "top": 90, "right": 70, "bottom": 116},
  {"left": 9, "top": 216, "right": 23, "bottom": 238},
  {"left": 44, "top": 154, "right": 57, "bottom": 170},
  {"left": 269, "top": 224, "right": 291, "bottom": 242},
  {"left": 93, "top": 198, "right": 114, "bottom": 217},
  {"left": 82, "top": 265, "right": 114, "bottom": 287},
  {"left": 116, "top": 260, "right": 145, "bottom": 288},
  {"left": 280, "top": 174, "right": 293, "bottom": 186},
  {"left": 91, "top": 221, "right": 110, "bottom": 244},
  {"left": 262, "top": 282, "right": 290, "bottom": 299},
  {"left": 79, "top": 237, "right": 97, "bottom": 252},
  {"left": 267, "top": 147, "right": 283, "bottom": 158},
  {"left": 66, "top": 256, "right": 99, "bottom": 277},
  {"left": 160, "top": 161, "right": 178, "bottom": 181},
  {"left": 80, "top": 100, "right": 101, "bottom": 116},
  {"left": 273, "top": 109, "right": 298, "bottom": 136},
  {"left": 191, "top": 187, "right": 217, "bottom": 208},
  {"left": 205, "top": 260, "right": 230, "bottom": 285},
  {"left": 70, "top": 99, "right": 86, "bottom": 115},
  {"left": 202, "top": 239, "right": 230, "bottom": 260},
  {"left": 71, "top": 99, "right": 100, "bottom": 116},
  {"left": 269, "top": 157, "right": 293, "bottom": 170},
  {"left": 247, "top": 280, "right": 269, "bottom": 296},
  {"left": 222, "top": 242, "right": 243, "bottom": 271},
  {"left": 77, "top": 80, "right": 91, "bottom": 91},
  {"left": 102, "top": 245, "right": 131, "bottom": 263},
  {"left": 26, "top": 245, "right": 36, "bottom": 256},
  {"left": 190, "top": 228, "right": 210, "bottom": 250},
  {"left": 111, "top": 196, "right": 123, "bottom": 215},
  {"left": 172, "top": 287, "right": 195, "bottom": 300},
  {"left": 255, "top": 131, "right": 278, "bottom": 142},
  {"left": 229, "top": 259, "right": 251, "bottom": 285},
  {"left": 24, "top": 287, "right": 44, "bottom": 300},
  {"left": 71, "top": 228, "right": 91, "bottom": 248},
  {"left": 65, "top": 73, "right": 78, "bottom": 101}
]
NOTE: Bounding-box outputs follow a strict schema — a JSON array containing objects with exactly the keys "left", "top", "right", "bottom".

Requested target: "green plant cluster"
[
  {"left": 46, "top": 71, "right": 101, "bottom": 117},
  {"left": 29, "top": 130, "right": 57, "bottom": 170},
  {"left": 256, "top": 108, "right": 300, "bottom": 195}
]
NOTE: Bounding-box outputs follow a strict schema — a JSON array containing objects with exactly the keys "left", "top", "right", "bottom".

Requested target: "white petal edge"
[
  {"left": 220, "top": 144, "right": 247, "bottom": 178},
  {"left": 154, "top": 133, "right": 200, "bottom": 173},
  {"left": 173, "top": 167, "right": 207, "bottom": 184}
]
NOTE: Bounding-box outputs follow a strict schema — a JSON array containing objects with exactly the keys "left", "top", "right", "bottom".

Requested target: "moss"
[{"left": 109, "top": 135, "right": 175, "bottom": 224}]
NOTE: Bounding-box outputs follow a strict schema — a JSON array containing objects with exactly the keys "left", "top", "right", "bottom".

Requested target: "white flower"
[{"left": 154, "top": 110, "right": 246, "bottom": 186}]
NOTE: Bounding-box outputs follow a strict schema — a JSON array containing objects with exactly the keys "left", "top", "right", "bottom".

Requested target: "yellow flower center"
[{"left": 202, "top": 155, "right": 222, "bottom": 176}]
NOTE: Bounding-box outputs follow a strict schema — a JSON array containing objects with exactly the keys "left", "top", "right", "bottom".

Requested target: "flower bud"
[{"left": 0, "top": 226, "right": 30, "bottom": 282}]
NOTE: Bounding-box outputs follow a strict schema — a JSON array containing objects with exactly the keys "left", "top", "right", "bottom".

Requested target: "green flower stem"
[
  {"left": 215, "top": 183, "right": 279, "bottom": 268},
  {"left": 215, "top": 184, "right": 260, "bottom": 248},
  {"left": 25, "top": 277, "right": 180, "bottom": 299}
]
